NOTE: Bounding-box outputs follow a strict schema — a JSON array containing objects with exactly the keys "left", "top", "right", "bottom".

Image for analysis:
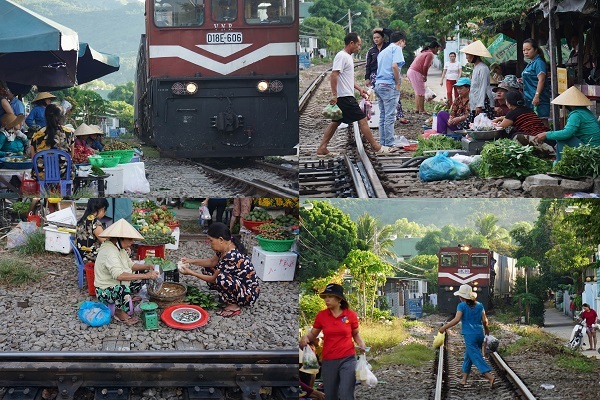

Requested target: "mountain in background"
[
  {"left": 327, "top": 199, "right": 540, "bottom": 231},
  {"left": 13, "top": 0, "right": 145, "bottom": 85}
]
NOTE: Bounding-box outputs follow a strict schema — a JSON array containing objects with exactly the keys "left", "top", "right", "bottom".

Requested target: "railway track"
[
  {"left": 432, "top": 331, "right": 536, "bottom": 399},
  {"left": 0, "top": 351, "right": 298, "bottom": 400}
]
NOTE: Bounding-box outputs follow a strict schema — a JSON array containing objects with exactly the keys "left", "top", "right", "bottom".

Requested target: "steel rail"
[
  {"left": 352, "top": 122, "right": 387, "bottom": 198},
  {"left": 490, "top": 352, "right": 537, "bottom": 400},
  {"left": 299, "top": 71, "right": 328, "bottom": 113},
  {"left": 343, "top": 154, "right": 368, "bottom": 198},
  {"left": 434, "top": 334, "right": 447, "bottom": 400}
]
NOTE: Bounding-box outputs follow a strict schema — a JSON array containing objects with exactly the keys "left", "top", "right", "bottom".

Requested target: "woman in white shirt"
[{"left": 440, "top": 52, "right": 462, "bottom": 106}]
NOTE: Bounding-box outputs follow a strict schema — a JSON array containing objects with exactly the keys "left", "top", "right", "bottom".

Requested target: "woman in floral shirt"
[
  {"left": 180, "top": 222, "right": 259, "bottom": 317},
  {"left": 436, "top": 77, "right": 471, "bottom": 135},
  {"left": 30, "top": 103, "right": 75, "bottom": 180},
  {"left": 76, "top": 198, "right": 109, "bottom": 263}
]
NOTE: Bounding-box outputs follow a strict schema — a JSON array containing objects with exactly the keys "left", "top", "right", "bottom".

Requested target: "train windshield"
[
  {"left": 153, "top": 0, "right": 205, "bottom": 27},
  {"left": 212, "top": 0, "right": 238, "bottom": 21},
  {"left": 440, "top": 253, "right": 458, "bottom": 267},
  {"left": 244, "top": 0, "right": 295, "bottom": 24},
  {"left": 472, "top": 253, "right": 489, "bottom": 267}
]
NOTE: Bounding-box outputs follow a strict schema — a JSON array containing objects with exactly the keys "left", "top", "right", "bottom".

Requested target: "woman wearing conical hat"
[
  {"left": 460, "top": 40, "right": 495, "bottom": 121},
  {"left": 94, "top": 219, "right": 160, "bottom": 325},
  {"left": 25, "top": 92, "right": 56, "bottom": 128},
  {"left": 534, "top": 86, "right": 600, "bottom": 161}
]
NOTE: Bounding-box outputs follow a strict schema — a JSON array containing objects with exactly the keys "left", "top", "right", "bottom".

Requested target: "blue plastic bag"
[
  {"left": 78, "top": 301, "right": 111, "bottom": 327},
  {"left": 419, "top": 151, "right": 471, "bottom": 182}
]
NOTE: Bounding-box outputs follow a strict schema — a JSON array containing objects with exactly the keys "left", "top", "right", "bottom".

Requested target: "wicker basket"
[
  {"left": 148, "top": 282, "right": 187, "bottom": 308},
  {"left": 256, "top": 235, "right": 294, "bottom": 252}
]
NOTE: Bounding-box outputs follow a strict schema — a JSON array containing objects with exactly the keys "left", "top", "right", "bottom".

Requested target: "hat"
[
  {"left": 319, "top": 283, "right": 347, "bottom": 302},
  {"left": 99, "top": 218, "right": 144, "bottom": 240},
  {"left": 454, "top": 284, "right": 477, "bottom": 300},
  {"left": 454, "top": 77, "right": 471, "bottom": 87},
  {"left": 492, "top": 75, "right": 520, "bottom": 92},
  {"left": 74, "top": 123, "right": 96, "bottom": 136},
  {"left": 89, "top": 124, "right": 104, "bottom": 134},
  {"left": 460, "top": 40, "right": 492, "bottom": 58},
  {"left": 32, "top": 92, "right": 56, "bottom": 103},
  {"left": 1, "top": 114, "right": 25, "bottom": 129},
  {"left": 551, "top": 86, "right": 592, "bottom": 106}
]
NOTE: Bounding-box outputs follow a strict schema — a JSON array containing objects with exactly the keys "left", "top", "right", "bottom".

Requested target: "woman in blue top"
[
  {"left": 439, "top": 284, "right": 495, "bottom": 387},
  {"left": 25, "top": 92, "right": 56, "bottom": 128},
  {"left": 521, "top": 38, "right": 550, "bottom": 126}
]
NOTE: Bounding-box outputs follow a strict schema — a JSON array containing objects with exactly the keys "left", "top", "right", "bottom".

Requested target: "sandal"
[
  {"left": 217, "top": 308, "right": 241, "bottom": 318},
  {"left": 375, "top": 146, "right": 400, "bottom": 155},
  {"left": 114, "top": 315, "right": 140, "bottom": 326},
  {"left": 316, "top": 152, "right": 339, "bottom": 158},
  {"left": 397, "top": 118, "right": 410, "bottom": 124}
]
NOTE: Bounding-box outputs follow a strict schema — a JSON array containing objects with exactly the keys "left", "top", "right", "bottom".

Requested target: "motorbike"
[{"left": 568, "top": 320, "right": 585, "bottom": 350}]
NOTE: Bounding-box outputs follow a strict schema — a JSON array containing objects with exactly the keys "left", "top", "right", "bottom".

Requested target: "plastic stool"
[{"left": 136, "top": 244, "right": 165, "bottom": 260}]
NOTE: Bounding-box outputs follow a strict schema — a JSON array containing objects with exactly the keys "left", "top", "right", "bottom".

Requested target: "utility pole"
[{"left": 348, "top": 9, "right": 352, "bottom": 33}]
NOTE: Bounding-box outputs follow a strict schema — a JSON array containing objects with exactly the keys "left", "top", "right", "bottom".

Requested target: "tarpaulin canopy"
[
  {"left": 0, "top": 0, "right": 79, "bottom": 87},
  {"left": 76, "top": 42, "right": 120, "bottom": 86},
  {"left": 486, "top": 33, "right": 571, "bottom": 65}
]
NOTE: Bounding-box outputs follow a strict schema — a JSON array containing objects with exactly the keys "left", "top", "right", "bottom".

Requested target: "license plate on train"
[{"left": 206, "top": 32, "right": 243, "bottom": 44}]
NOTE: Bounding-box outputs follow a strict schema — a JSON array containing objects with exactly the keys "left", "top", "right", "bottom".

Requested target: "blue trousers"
[
  {"left": 374, "top": 83, "right": 400, "bottom": 147},
  {"left": 321, "top": 355, "right": 356, "bottom": 400},
  {"left": 462, "top": 333, "right": 491, "bottom": 374}
]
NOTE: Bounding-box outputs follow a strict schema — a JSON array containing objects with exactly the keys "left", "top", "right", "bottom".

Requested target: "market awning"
[
  {"left": 0, "top": 0, "right": 79, "bottom": 87},
  {"left": 76, "top": 42, "right": 120, "bottom": 86}
]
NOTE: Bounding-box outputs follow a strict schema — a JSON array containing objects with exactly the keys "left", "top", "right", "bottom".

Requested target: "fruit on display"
[
  {"left": 272, "top": 214, "right": 299, "bottom": 228},
  {"left": 103, "top": 140, "right": 133, "bottom": 150},
  {"left": 2, "top": 156, "right": 30, "bottom": 162},
  {"left": 73, "top": 145, "right": 97, "bottom": 164},
  {"left": 243, "top": 209, "right": 272, "bottom": 222},
  {"left": 139, "top": 225, "right": 175, "bottom": 245},
  {"left": 257, "top": 223, "right": 295, "bottom": 240}
]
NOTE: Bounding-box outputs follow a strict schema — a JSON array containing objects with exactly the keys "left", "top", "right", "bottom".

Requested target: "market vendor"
[
  {"left": 76, "top": 198, "right": 109, "bottom": 263},
  {"left": 435, "top": 77, "right": 471, "bottom": 136},
  {"left": 179, "top": 222, "right": 260, "bottom": 318},
  {"left": 0, "top": 114, "right": 27, "bottom": 157},
  {"left": 534, "top": 86, "right": 600, "bottom": 161},
  {"left": 492, "top": 75, "right": 520, "bottom": 117},
  {"left": 87, "top": 125, "right": 104, "bottom": 151},
  {"left": 25, "top": 92, "right": 56, "bottom": 128},
  {"left": 95, "top": 218, "right": 159, "bottom": 325},
  {"left": 74, "top": 123, "right": 97, "bottom": 148}
]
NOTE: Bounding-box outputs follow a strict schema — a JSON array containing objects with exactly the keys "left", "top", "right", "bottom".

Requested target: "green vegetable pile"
[
  {"left": 414, "top": 135, "right": 462, "bottom": 156},
  {"left": 243, "top": 209, "right": 272, "bottom": 222},
  {"left": 185, "top": 285, "right": 219, "bottom": 309},
  {"left": 478, "top": 139, "right": 552, "bottom": 179},
  {"left": 90, "top": 166, "right": 105, "bottom": 176},
  {"left": 143, "top": 257, "right": 176, "bottom": 271},
  {"left": 140, "top": 230, "right": 175, "bottom": 245},
  {"left": 553, "top": 145, "right": 600, "bottom": 178},
  {"left": 273, "top": 214, "right": 299, "bottom": 227}
]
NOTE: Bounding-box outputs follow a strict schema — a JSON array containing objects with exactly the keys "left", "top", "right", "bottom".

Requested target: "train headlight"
[
  {"left": 473, "top": 281, "right": 478, "bottom": 286},
  {"left": 185, "top": 82, "right": 198, "bottom": 94},
  {"left": 448, "top": 286, "right": 454, "bottom": 292},
  {"left": 473, "top": 286, "right": 478, "bottom": 291},
  {"left": 257, "top": 81, "right": 269, "bottom": 92}
]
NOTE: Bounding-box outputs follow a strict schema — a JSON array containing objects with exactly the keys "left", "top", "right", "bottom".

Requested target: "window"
[
  {"left": 472, "top": 253, "right": 489, "bottom": 268},
  {"left": 154, "top": 0, "right": 205, "bottom": 27},
  {"left": 440, "top": 253, "right": 457, "bottom": 267},
  {"left": 244, "top": 0, "right": 295, "bottom": 24},
  {"left": 408, "top": 280, "right": 419, "bottom": 295},
  {"left": 460, "top": 253, "right": 469, "bottom": 267},
  {"left": 213, "top": 0, "right": 237, "bottom": 22}
]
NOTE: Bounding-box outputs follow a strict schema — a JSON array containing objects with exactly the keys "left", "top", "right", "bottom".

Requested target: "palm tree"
[{"left": 356, "top": 213, "right": 398, "bottom": 262}]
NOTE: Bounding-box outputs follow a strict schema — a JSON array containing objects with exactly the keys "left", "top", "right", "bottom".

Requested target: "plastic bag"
[
  {"left": 394, "top": 136, "right": 410, "bottom": 147},
  {"left": 365, "top": 368, "right": 378, "bottom": 388},
  {"left": 472, "top": 113, "right": 494, "bottom": 130},
  {"left": 433, "top": 332, "right": 446, "bottom": 348},
  {"left": 419, "top": 151, "right": 471, "bottom": 182},
  {"left": 123, "top": 162, "right": 150, "bottom": 194},
  {"left": 6, "top": 221, "right": 39, "bottom": 249},
  {"left": 322, "top": 104, "right": 343, "bottom": 119},
  {"left": 299, "top": 345, "right": 320, "bottom": 374},
  {"left": 78, "top": 301, "right": 111, "bottom": 327},
  {"left": 199, "top": 205, "right": 211, "bottom": 220},
  {"left": 425, "top": 86, "right": 436, "bottom": 102},
  {"left": 355, "top": 353, "right": 370, "bottom": 382},
  {"left": 484, "top": 335, "right": 499, "bottom": 353},
  {"left": 359, "top": 98, "right": 372, "bottom": 121}
]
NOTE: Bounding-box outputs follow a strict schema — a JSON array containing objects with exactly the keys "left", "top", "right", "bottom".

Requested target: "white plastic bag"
[
  {"left": 123, "top": 162, "right": 150, "bottom": 194},
  {"left": 6, "top": 221, "right": 39, "bottom": 249},
  {"left": 472, "top": 113, "right": 494, "bottom": 130},
  {"left": 425, "top": 86, "right": 436, "bottom": 102},
  {"left": 199, "top": 205, "right": 211, "bottom": 220},
  {"left": 365, "top": 368, "right": 378, "bottom": 387},
  {"left": 394, "top": 136, "right": 410, "bottom": 147},
  {"left": 355, "top": 353, "right": 370, "bottom": 382},
  {"left": 359, "top": 98, "right": 372, "bottom": 120},
  {"left": 299, "top": 345, "right": 320, "bottom": 374}
]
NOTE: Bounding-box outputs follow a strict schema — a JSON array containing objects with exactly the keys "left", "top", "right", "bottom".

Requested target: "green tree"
[
  {"left": 108, "top": 81, "right": 135, "bottom": 105},
  {"left": 61, "top": 87, "right": 107, "bottom": 124},
  {"left": 406, "top": 254, "right": 438, "bottom": 293},
  {"left": 299, "top": 201, "right": 358, "bottom": 281},
  {"left": 393, "top": 217, "right": 430, "bottom": 238},
  {"left": 300, "top": 17, "right": 346, "bottom": 52},
  {"left": 474, "top": 213, "right": 513, "bottom": 255},
  {"left": 415, "top": 225, "right": 487, "bottom": 255},
  {"left": 108, "top": 101, "right": 134, "bottom": 132},
  {"left": 356, "top": 213, "right": 398, "bottom": 261},
  {"left": 343, "top": 249, "right": 394, "bottom": 319}
]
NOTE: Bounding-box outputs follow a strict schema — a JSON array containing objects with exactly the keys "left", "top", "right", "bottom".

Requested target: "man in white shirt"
[{"left": 316, "top": 33, "right": 398, "bottom": 157}]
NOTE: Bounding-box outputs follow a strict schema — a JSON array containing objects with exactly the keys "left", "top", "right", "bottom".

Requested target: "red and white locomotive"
[
  {"left": 135, "top": 0, "right": 299, "bottom": 157},
  {"left": 437, "top": 245, "right": 494, "bottom": 314}
]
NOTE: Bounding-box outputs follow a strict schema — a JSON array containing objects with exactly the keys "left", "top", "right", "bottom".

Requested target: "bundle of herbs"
[
  {"left": 552, "top": 145, "right": 600, "bottom": 178},
  {"left": 478, "top": 139, "right": 552, "bottom": 179},
  {"left": 414, "top": 135, "right": 462, "bottom": 157}
]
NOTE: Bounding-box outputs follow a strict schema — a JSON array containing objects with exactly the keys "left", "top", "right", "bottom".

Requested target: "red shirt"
[
  {"left": 314, "top": 308, "right": 359, "bottom": 361},
  {"left": 409, "top": 50, "right": 434, "bottom": 76},
  {"left": 580, "top": 309, "right": 598, "bottom": 327}
]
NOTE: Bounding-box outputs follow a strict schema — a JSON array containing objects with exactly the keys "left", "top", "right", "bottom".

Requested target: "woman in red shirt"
[
  {"left": 578, "top": 303, "right": 598, "bottom": 350},
  {"left": 300, "top": 284, "right": 367, "bottom": 400},
  {"left": 407, "top": 41, "right": 441, "bottom": 115}
]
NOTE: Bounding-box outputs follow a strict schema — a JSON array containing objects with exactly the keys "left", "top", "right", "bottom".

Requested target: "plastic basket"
[
  {"left": 115, "top": 150, "right": 134, "bottom": 164},
  {"left": 256, "top": 235, "right": 294, "bottom": 252},
  {"left": 101, "top": 155, "right": 119, "bottom": 168},
  {"left": 242, "top": 218, "right": 272, "bottom": 233},
  {"left": 88, "top": 156, "right": 104, "bottom": 167}
]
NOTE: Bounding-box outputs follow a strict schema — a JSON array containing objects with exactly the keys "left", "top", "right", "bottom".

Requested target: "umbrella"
[
  {"left": 0, "top": 0, "right": 79, "bottom": 87},
  {"left": 75, "top": 42, "right": 120, "bottom": 86}
]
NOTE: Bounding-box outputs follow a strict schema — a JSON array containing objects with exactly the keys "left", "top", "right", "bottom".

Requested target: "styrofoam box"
[
  {"left": 46, "top": 206, "right": 77, "bottom": 226},
  {"left": 43, "top": 226, "right": 73, "bottom": 254},
  {"left": 251, "top": 246, "right": 297, "bottom": 281},
  {"left": 102, "top": 166, "right": 124, "bottom": 195},
  {"left": 165, "top": 227, "right": 180, "bottom": 250}
]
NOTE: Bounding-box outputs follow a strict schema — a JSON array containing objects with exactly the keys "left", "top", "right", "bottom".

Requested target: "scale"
[
  {"left": 461, "top": 137, "right": 489, "bottom": 155},
  {"left": 458, "top": 129, "right": 505, "bottom": 155},
  {"left": 139, "top": 302, "right": 159, "bottom": 330}
]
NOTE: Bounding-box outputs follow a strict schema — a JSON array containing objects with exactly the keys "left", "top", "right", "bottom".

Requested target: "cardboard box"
[
  {"left": 251, "top": 246, "right": 297, "bottom": 281},
  {"left": 43, "top": 226, "right": 73, "bottom": 254}
]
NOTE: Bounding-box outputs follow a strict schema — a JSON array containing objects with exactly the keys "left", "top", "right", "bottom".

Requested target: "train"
[
  {"left": 437, "top": 245, "right": 518, "bottom": 314},
  {"left": 134, "top": 0, "right": 299, "bottom": 158}
]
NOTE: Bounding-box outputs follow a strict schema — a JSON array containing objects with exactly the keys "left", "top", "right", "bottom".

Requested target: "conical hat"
[
  {"left": 1, "top": 114, "right": 25, "bottom": 129},
  {"left": 32, "top": 92, "right": 56, "bottom": 102},
  {"left": 99, "top": 218, "right": 144, "bottom": 240},
  {"left": 89, "top": 124, "right": 104, "bottom": 134},
  {"left": 460, "top": 40, "right": 492, "bottom": 58},
  {"left": 74, "top": 123, "right": 96, "bottom": 136},
  {"left": 551, "top": 86, "right": 592, "bottom": 106}
]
